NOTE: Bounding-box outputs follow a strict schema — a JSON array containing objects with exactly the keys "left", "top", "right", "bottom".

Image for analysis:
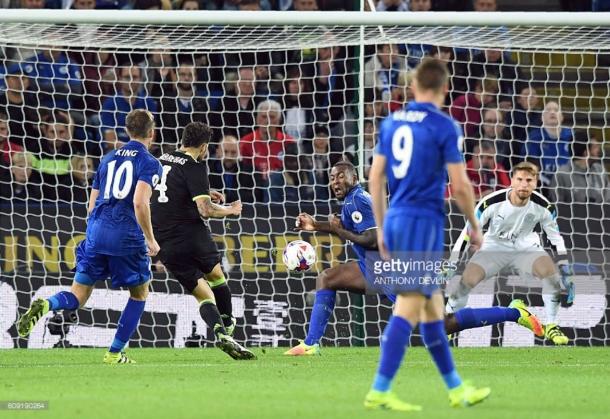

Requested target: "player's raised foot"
[
  {"left": 544, "top": 323, "right": 569, "bottom": 345},
  {"left": 283, "top": 340, "right": 321, "bottom": 356},
  {"left": 217, "top": 334, "right": 256, "bottom": 360},
  {"left": 364, "top": 390, "right": 422, "bottom": 412},
  {"left": 509, "top": 299, "right": 544, "bottom": 337},
  {"left": 17, "top": 298, "right": 50, "bottom": 337},
  {"left": 103, "top": 351, "right": 136, "bottom": 364},
  {"left": 449, "top": 382, "right": 491, "bottom": 408}
]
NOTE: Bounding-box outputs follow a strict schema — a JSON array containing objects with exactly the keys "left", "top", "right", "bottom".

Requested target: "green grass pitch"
[{"left": 2, "top": 347, "right": 609, "bottom": 419}]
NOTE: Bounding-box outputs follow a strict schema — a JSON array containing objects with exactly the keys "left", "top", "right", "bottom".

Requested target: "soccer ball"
[{"left": 283, "top": 240, "right": 316, "bottom": 272}]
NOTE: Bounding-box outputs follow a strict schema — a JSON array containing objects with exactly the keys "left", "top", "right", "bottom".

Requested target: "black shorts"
[{"left": 158, "top": 229, "right": 221, "bottom": 293}]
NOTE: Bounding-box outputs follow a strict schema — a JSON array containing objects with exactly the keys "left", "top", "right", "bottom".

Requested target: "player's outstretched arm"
[
  {"left": 447, "top": 162, "right": 482, "bottom": 249},
  {"left": 195, "top": 196, "right": 241, "bottom": 218},
  {"left": 134, "top": 180, "right": 159, "bottom": 257}
]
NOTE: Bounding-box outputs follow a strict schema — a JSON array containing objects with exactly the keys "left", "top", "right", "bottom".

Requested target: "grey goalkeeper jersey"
[{"left": 453, "top": 188, "right": 567, "bottom": 255}]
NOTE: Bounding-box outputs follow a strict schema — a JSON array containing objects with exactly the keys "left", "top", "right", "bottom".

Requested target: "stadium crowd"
[{"left": 0, "top": 0, "right": 609, "bottom": 206}]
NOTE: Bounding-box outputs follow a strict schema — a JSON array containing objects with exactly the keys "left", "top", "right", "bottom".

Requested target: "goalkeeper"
[
  {"left": 285, "top": 160, "right": 543, "bottom": 356},
  {"left": 446, "top": 162, "right": 574, "bottom": 345}
]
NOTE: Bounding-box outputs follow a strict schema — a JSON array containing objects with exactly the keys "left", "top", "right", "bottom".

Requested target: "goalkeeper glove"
[{"left": 557, "top": 260, "right": 575, "bottom": 307}]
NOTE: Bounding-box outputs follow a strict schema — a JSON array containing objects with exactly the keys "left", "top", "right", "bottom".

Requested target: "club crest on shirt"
[{"left": 351, "top": 211, "right": 363, "bottom": 224}]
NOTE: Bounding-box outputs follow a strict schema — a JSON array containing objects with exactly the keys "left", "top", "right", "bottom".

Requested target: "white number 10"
[
  {"left": 103, "top": 160, "right": 134, "bottom": 200},
  {"left": 391, "top": 125, "right": 414, "bottom": 179}
]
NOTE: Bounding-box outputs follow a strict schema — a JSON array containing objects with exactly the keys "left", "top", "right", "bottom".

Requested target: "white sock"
[
  {"left": 446, "top": 281, "right": 472, "bottom": 313},
  {"left": 542, "top": 274, "right": 561, "bottom": 324}
]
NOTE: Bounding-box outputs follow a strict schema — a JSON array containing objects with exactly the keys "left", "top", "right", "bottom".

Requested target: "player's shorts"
[
  {"left": 75, "top": 241, "right": 151, "bottom": 288},
  {"left": 469, "top": 241, "right": 549, "bottom": 279},
  {"left": 358, "top": 260, "right": 397, "bottom": 303},
  {"left": 380, "top": 210, "right": 445, "bottom": 298},
  {"left": 158, "top": 228, "right": 221, "bottom": 293}
]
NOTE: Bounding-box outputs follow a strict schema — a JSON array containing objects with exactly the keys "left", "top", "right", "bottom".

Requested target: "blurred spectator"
[
  {"left": 461, "top": 49, "right": 519, "bottom": 108},
  {"left": 289, "top": 0, "right": 318, "bottom": 10},
  {"left": 364, "top": 88, "right": 389, "bottom": 124},
  {"left": 159, "top": 60, "right": 210, "bottom": 152},
  {"left": 473, "top": 0, "right": 496, "bottom": 11},
  {"left": 411, "top": 0, "right": 431, "bottom": 10},
  {"left": 0, "top": 68, "right": 40, "bottom": 149},
  {"left": 376, "top": 0, "right": 408, "bottom": 11},
  {"left": 282, "top": 67, "right": 315, "bottom": 144},
  {"left": 214, "top": 67, "right": 259, "bottom": 138},
  {"left": 363, "top": 119, "right": 376, "bottom": 179},
  {"left": 179, "top": 0, "right": 199, "bottom": 9},
  {"left": 145, "top": 49, "right": 176, "bottom": 100},
  {"left": 389, "top": 71, "right": 413, "bottom": 113},
  {"left": 64, "top": 154, "right": 94, "bottom": 203},
  {"left": 68, "top": 49, "right": 116, "bottom": 117},
  {"left": 208, "top": 135, "right": 254, "bottom": 203},
  {"left": 403, "top": 0, "right": 433, "bottom": 67},
  {"left": 69, "top": 0, "right": 96, "bottom": 8},
  {"left": 0, "top": 112, "right": 23, "bottom": 166},
  {"left": 466, "top": 140, "right": 510, "bottom": 199},
  {"left": 550, "top": 136, "right": 609, "bottom": 203},
  {"left": 16, "top": 47, "right": 83, "bottom": 112},
  {"left": 240, "top": 99, "right": 296, "bottom": 202},
  {"left": 0, "top": 151, "right": 41, "bottom": 202},
  {"left": 364, "top": 44, "right": 410, "bottom": 103},
  {"left": 506, "top": 85, "right": 541, "bottom": 155},
  {"left": 270, "top": 148, "right": 313, "bottom": 202},
  {"left": 99, "top": 64, "right": 158, "bottom": 151},
  {"left": 450, "top": 76, "right": 498, "bottom": 137},
  {"left": 525, "top": 101, "right": 573, "bottom": 187},
  {"left": 478, "top": 108, "right": 512, "bottom": 167},
  {"left": 307, "top": 123, "right": 342, "bottom": 200}
]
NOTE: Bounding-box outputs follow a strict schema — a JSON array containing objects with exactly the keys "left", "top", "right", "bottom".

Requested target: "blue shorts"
[
  {"left": 75, "top": 241, "right": 151, "bottom": 289},
  {"left": 358, "top": 260, "right": 397, "bottom": 303},
  {"left": 381, "top": 211, "right": 444, "bottom": 297}
]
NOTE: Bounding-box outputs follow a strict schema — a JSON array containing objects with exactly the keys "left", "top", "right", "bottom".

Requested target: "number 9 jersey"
[
  {"left": 375, "top": 102, "right": 464, "bottom": 219},
  {"left": 87, "top": 140, "right": 162, "bottom": 255}
]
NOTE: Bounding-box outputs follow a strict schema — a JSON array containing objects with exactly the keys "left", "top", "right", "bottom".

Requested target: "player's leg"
[
  {"left": 191, "top": 277, "right": 255, "bottom": 360},
  {"left": 364, "top": 292, "right": 424, "bottom": 412},
  {"left": 203, "top": 263, "right": 236, "bottom": 335},
  {"left": 420, "top": 293, "right": 491, "bottom": 407},
  {"left": 444, "top": 300, "right": 543, "bottom": 337},
  {"left": 531, "top": 254, "right": 569, "bottom": 345},
  {"left": 445, "top": 261, "right": 486, "bottom": 313},
  {"left": 17, "top": 242, "right": 98, "bottom": 337},
  {"left": 285, "top": 261, "right": 366, "bottom": 356}
]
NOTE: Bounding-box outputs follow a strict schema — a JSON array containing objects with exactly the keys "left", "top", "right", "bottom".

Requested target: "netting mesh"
[{"left": 0, "top": 20, "right": 609, "bottom": 349}]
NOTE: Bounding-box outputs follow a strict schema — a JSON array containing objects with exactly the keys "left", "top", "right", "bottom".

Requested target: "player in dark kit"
[{"left": 151, "top": 122, "right": 255, "bottom": 360}]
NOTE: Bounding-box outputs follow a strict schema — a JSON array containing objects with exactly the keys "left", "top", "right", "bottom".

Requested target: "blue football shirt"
[
  {"left": 375, "top": 101, "right": 464, "bottom": 218},
  {"left": 340, "top": 184, "right": 377, "bottom": 262},
  {"left": 87, "top": 140, "right": 162, "bottom": 255}
]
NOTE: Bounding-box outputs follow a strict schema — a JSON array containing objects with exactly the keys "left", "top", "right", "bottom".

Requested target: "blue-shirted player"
[
  {"left": 364, "top": 58, "right": 491, "bottom": 411},
  {"left": 284, "top": 160, "right": 542, "bottom": 356},
  {"left": 18, "top": 109, "right": 162, "bottom": 364}
]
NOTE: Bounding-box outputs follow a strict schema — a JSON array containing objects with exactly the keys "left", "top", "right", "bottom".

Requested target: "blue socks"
[
  {"left": 372, "top": 315, "right": 413, "bottom": 392},
  {"left": 454, "top": 307, "right": 520, "bottom": 332},
  {"left": 421, "top": 320, "right": 462, "bottom": 389},
  {"left": 304, "top": 290, "right": 336, "bottom": 346},
  {"left": 47, "top": 291, "right": 80, "bottom": 311},
  {"left": 109, "top": 298, "right": 146, "bottom": 353}
]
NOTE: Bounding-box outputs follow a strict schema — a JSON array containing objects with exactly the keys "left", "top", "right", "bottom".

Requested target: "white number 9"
[{"left": 391, "top": 125, "right": 413, "bottom": 179}]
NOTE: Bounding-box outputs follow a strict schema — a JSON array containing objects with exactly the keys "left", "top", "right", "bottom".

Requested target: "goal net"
[{"left": 0, "top": 11, "right": 608, "bottom": 349}]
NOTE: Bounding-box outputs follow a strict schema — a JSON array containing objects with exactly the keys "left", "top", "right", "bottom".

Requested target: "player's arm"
[
  {"left": 195, "top": 195, "right": 241, "bottom": 218},
  {"left": 87, "top": 188, "right": 99, "bottom": 217},
  {"left": 329, "top": 221, "right": 378, "bottom": 249},
  {"left": 447, "top": 162, "right": 481, "bottom": 249},
  {"left": 134, "top": 180, "right": 159, "bottom": 256},
  {"left": 540, "top": 203, "right": 568, "bottom": 261}
]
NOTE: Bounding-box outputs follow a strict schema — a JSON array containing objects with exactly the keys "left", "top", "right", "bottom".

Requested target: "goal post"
[{"left": 0, "top": 10, "right": 609, "bottom": 349}]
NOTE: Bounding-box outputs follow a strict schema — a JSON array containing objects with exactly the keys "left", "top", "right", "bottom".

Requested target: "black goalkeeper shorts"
[{"left": 158, "top": 231, "right": 222, "bottom": 293}]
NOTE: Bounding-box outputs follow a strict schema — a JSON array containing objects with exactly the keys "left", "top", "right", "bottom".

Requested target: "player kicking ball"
[
  {"left": 151, "top": 122, "right": 255, "bottom": 360},
  {"left": 18, "top": 109, "right": 163, "bottom": 364},
  {"left": 284, "top": 160, "right": 542, "bottom": 357},
  {"left": 365, "top": 58, "right": 491, "bottom": 411},
  {"left": 446, "top": 162, "right": 575, "bottom": 345}
]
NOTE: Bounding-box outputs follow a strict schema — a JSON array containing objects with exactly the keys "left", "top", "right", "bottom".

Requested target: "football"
[{"left": 283, "top": 240, "right": 317, "bottom": 272}]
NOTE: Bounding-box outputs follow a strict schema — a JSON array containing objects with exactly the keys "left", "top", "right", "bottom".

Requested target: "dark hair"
[
  {"left": 182, "top": 122, "right": 213, "bottom": 148},
  {"left": 313, "top": 123, "right": 330, "bottom": 138},
  {"left": 125, "top": 109, "right": 155, "bottom": 139},
  {"left": 133, "top": 0, "right": 162, "bottom": 9},
  {"left": 333, "top": 159, "right": 356, "bottom": 177},
  {"left": 414, "top": 57, "right": 449, "bottom": 92},
  {"left": 511, "top": 161, "right": 539, "bottom": 178},
  {"left": 572, "top": 141, "right": 588, "bottom": 158},
  {"left": 42, "top": 109, "right": 70, "bottom": 126}
]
